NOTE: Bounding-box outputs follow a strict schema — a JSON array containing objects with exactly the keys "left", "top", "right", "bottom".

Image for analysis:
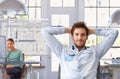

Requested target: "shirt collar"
[{"left": 68, "top": 45, "right": 87, "bottom": 56}]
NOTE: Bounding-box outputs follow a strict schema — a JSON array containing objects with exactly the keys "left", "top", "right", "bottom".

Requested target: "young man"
[{"left": 42, "top": 22, "right": 118, "bottom": 79}]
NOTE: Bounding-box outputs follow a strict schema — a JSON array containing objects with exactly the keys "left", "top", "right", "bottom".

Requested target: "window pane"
[
  {"left": 36, "top": 0, "right": 41, "bottom": 6},
  {"left": 50, "top": 0, "right": 62, "bottom": 7},
  {"left": 29, "top": 0, "right": 35, "bottom": 6},
  {"left": 36, "top": 8, "right": 41, "bottom": 20},
  {"left": 29, "top": 8, "right": 35, "bottom": 19},
  {"left": 27, "top": 0, "right": 41, "bottom": 20},
  {"left": 85, "top": 8, "right": 96, "bottom": 27},
  {"left": 51, "top": 14, "right": 69, "bottom": 27},
  {"left": 86, "top": 34, "right": 97, "bottom": 46},
  {"left": 29, "top": 8, "right": 41, "bottom": 20},
  {"left": 51, "top": 14, "right": 69, "bottom": 46},
  {"left": 63, "top": 0, "right": 75, "bottom": 7},
  {"left": 98, "top": 8, "right": 109, "bottom": 27},
  {"left": 97, "top": 0, "right": 109, "bottom": 7},
  {"left": 85, "top": 0, "right": 96, "bottom": 7},
  {"left": 110, "top": 1, "right": 120, "bottom": 7}
]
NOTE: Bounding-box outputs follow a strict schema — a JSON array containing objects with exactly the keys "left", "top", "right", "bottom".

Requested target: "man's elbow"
[
  {"left": 41, "top": 27, "right": 48, "bottom": 36},
  {"left": 113, "top": 29, "right": 119, "bottom": 38}
]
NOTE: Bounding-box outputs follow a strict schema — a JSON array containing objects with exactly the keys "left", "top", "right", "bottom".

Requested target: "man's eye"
[
  {"left": 75, "top": 34, "right": 79, "bottom": 36},
  {"left": 81, "top": 33, "right": 86, "bottom": 36}
]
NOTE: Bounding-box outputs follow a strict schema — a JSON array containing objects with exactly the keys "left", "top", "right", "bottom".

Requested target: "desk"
[
  {"left": 0, "top": 61, "right": 40, "bottom": 79},
  {"left": 0, "top": 61, "right": 40, "bottom": 65}
]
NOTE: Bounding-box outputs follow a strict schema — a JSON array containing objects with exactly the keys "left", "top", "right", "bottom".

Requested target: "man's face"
[
  {"left": 72, "top": 28, "right": 88, "bottom": 49},
  {"left": 7, "top": 41, "right": 14, "bottom": 51}
]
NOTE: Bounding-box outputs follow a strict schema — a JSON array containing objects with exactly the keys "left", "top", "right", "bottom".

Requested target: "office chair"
[
  {"left": 57, "top": 64, "right": 61, "bottom": 79},
  {"left": 97, "top": 62, "right": 101, "bottom": 79},
  {"left": 97, "top": 62, "right": 112, "bottom": 79},
  {"left": 21, "top": 53, "right": 27, "bottom": 78},
  {"left": 2, "top": 53, "right": 27, "bottom": 79}
]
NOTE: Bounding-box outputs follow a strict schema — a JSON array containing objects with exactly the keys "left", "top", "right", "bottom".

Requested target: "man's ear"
[{"left": 71, "top": 35, "right": 73, "bottom": 40}]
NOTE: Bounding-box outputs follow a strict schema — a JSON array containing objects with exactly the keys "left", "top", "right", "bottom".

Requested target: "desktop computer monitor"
[{"left": 0, "top": 36, "right": 7, "bottom": 59}]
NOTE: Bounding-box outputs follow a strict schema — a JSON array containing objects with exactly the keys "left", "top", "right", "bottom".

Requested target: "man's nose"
[{"left": 78, "top": 35, "right": 82, "bottom": 39}]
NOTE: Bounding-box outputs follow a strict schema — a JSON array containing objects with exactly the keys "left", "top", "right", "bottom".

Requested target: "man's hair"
[
  {"left": 71, "top": 21, "right": 89, "bottom": 36},
  {"left": 7, "top": 38, "right": 15, "bottom": 44}
]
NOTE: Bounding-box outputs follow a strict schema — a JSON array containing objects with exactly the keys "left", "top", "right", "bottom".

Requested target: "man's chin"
[{"left": 76, "top": 45, "right": 84, "bottom": 48}]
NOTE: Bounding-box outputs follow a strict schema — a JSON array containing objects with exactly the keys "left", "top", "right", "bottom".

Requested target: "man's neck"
[
  {"left": 72, "top": 45, "right": 86, "bottom": 52},
  {"left": 78, "top": 48, "right": 82, "bottom": 52},
  {"left": 78, "top": 46, "right": 86, "bottom": 52}
]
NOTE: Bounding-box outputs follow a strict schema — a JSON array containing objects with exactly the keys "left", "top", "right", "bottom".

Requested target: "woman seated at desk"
[{"left": 6, "top": 38, "right": 23, "bottom": 79}]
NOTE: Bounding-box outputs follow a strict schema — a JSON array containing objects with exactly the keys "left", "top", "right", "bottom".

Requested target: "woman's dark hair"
[
  {"left": 71, "top": 21, "right": 89, "bottom": 36},
  {"left": 7, "top": 38, "right": 15, "bottom": 44}
]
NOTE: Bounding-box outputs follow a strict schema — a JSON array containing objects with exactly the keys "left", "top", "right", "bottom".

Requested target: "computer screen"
[{"left": 0, "top": 36, "right": 7, "bottom": 59}]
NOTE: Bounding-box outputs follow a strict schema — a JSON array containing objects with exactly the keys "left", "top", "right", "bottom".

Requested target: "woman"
[{"left": 6, "top": 38, "right": 23, "bottom": 79}]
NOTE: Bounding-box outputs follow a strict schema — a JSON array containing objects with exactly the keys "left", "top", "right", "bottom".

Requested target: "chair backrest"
[
  {"left": 58, "top": 64, "right": 61, "bottom": 79},
  {"left": 21, "top": 53, "right": 27, "bottom": 78},
  {"left": 96, "top": 62, "right": 100, "bottom": 79},
  {"left": 21, "top": 53, "right": 25, "bottom": 70}
]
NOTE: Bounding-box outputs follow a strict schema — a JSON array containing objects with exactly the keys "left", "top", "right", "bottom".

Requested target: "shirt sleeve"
[
  {"left": 41, "top": 26, "right": 66, "bottom": 57},
  {"left": 95, "top": 29, "right": 118, "bottom": 59},
  {"left": 19, "top": 50, "right": 24, "bottom": 62},
  {"left": 14, "top": 50, "right": 24, "bottom": 67}
]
